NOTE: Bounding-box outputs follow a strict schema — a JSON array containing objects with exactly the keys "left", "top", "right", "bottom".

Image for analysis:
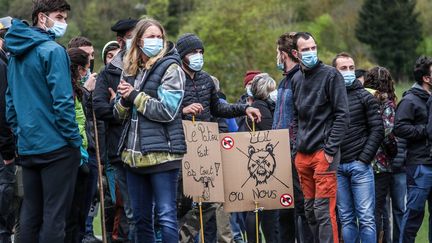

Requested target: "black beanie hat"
[{"left": 176, "top": 33, "right": 204, "bottom": 59}]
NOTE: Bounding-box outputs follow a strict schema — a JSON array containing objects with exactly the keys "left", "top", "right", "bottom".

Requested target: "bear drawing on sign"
[{"left": 247, "top": 143, "right": 276, "bottom": 186}]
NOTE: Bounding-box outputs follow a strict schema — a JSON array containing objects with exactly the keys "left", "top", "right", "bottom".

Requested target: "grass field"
[{"left": 91, "top": 81, "right": 429, "bottom": 242}]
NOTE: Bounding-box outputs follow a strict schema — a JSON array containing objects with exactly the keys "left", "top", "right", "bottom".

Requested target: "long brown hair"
[
  {"left": 364, "top": 66, "right": 397, "bottom": 102},
  {"left": 67, "top": 47, "right": 89, "bottom": 102},
  {"left": 123, "top": 18, "right": 167, "bottom": 76}
]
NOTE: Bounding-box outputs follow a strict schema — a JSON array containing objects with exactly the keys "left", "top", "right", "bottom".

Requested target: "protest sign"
[
  {"left": 182, "top": 120, "right": 224, "bottom": 202},
  {"left": 220, "top": 129, "right": 294, "bottom": 212}
]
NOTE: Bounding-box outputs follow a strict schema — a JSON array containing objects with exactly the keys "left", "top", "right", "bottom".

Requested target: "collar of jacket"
[
  {"left": 346, "top": 80, "right": 363, "bottom": 91},
  {"left": 284, "top": 64, "right": 300, "bottom": 77},
  {"left": 301, "top": 60, "right": 323, "bottom": 75}
]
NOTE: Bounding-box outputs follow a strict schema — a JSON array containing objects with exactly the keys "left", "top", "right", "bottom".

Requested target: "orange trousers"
[{"left": 295, "top": 149, "right": 338, "bottom": 243}]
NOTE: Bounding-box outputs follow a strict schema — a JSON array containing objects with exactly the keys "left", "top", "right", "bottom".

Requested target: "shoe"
[{"left": 82, "top": 233, "right": 102, "bottom": 243}]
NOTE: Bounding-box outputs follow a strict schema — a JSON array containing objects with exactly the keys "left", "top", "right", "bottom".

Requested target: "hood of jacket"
[
  {"left": 106, "top": 50, "right": 125, "bottom": 76},
  {"left": 5, "top": 19, "right": 54, "bottom": 57},
  {"left": 403, "top": 83, "right": 430, "bottom": 102}
]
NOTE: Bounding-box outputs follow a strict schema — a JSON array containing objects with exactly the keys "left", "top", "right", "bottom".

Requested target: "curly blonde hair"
[{"left": 123, "top": 18, "right": 167, "bottom": 76}]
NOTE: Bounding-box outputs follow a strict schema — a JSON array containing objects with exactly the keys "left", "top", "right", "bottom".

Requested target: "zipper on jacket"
[{"left": 163, "top": 126, "right": 172, "bottom": 152}]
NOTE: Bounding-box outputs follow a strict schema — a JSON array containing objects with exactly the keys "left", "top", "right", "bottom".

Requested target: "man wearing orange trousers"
[{"left": 291, "top": 32, "right": 349, "bottom": 243}]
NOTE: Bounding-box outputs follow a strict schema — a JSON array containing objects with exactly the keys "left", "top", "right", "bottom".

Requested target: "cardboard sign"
[
  {"left": 182, "top": 120, "right": 225, "bottom": 202},
  {"left": 220, "top": 129, "right": 294, "bottom": 212}
]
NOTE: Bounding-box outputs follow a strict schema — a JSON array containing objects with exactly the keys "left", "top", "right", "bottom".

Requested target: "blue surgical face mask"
[
  {"left": 141, "top": 38, "right": 164, "bottom": 57},
  {"left": 300, "top": 50, "right": 318, "bottom": 68},
  {"left": 125, "top": 38, "right": 132, "bottom": 51},
  {"left": 187, "top": 53, "right": 204, "bottom": 72},
  {"left": 341, "top": 71, "right": 356, "bottom": 86},
  {"left": 45, "top": 15, "right": 67, "bottom": 38},
  {"left": 277, "top": 59, "right": 285, "bottom": 71}
]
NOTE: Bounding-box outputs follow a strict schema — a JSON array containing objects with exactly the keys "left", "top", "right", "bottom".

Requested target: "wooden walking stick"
[
  {"left": 255, "top": 201, "right": 259, "bottom": 243},
  {"left": 92, "top": 108, "right": 108, "bottom": 243},
  {"left": 198, "top": 197, "right": 205, "bottom": 243}
]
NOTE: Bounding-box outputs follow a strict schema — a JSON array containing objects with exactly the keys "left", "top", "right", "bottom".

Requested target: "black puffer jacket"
[
  {"left": 392, "top": 137, "right": 407, "bottom": 172},
  {"left": 182, "top": 70, "right": 248, "bottom": 122},
  {"left": 394, "top": 85, "right": 432, "bottom": 165},
  {"left": 239, "top": 99, "right": 275, "bottom": 132},
  {"left": 93, "top": 51, "right": 125, "bottom": 164},
  {"left": 120, "top": 43, "right": 186, "bottom": 156},
  {"left": 340, "top": 80, "right": 384, "bottom": 164}
]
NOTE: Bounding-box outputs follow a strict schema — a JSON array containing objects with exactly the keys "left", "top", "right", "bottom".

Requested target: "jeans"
[
  {"left": 337, "top": 160, "right": 376, "bottom": 243},
  {"left": 390, "top": 172, "right": 406, "bottom": 243},
  {"left": 112, "top": 163, "right": 134, "bottom": 240},
  {"left": 19, "top": 146, "right": 80, "bottom": 243},
  {"left": 400, "top": 165, "right": 432, "bottom": 243},
  {"left": 126, "top": 168, "right": 179, "bottom": 243},
  {"left": 230, "top": 212, "right": 246, "bottom": 241}
]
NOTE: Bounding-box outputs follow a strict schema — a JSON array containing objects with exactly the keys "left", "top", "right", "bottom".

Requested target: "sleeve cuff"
[
  {"left": 126, "top": 90, "right": 140, "bottom": 104},
  {"left": 324, "top": 147, "right": 336, "bottom": 157},
  {"left": 120, "top": 97, "right": 132, "bottom": 107},
  {"left": 243, "top": 104, "right": 250, "bottom": 113}
]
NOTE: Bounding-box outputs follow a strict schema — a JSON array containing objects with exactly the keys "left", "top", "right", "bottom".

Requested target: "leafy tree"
[
  {"left": 356, "top": 0, "right": 422, "bottom": 80},
  {"left": 178, "top": 0, "right": 300, "bottom": 101}
]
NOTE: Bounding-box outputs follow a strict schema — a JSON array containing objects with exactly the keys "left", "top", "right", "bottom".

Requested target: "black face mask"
[{"left": 90, "top": 59, "right": 94, "bottom": 72}]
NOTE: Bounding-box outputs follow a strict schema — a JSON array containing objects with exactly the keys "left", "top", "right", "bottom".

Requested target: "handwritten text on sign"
[{"left": 182, "top": 121, "right": 224, "bottom": 202}]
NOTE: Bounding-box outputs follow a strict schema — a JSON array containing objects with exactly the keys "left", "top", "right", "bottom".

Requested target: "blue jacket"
[
  {"left": 272, "top": 65, "right": 300, "bottom": 130},
  {"left": 5, "top": 19, "right": 81, "bottom": 155},
  {"left": 219, "top": 98, "right": 238, "bottom": 132}
]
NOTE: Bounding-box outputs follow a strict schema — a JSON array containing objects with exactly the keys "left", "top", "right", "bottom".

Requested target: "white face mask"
[
  {"left": 269, "top": 90, "right": 278, "bottom": 102},
  {"left": 246, "top": 85, "right": 253, "bottom": 97},
  {"left": 125, "top": 38, "right": 132, "bottom": 50}
]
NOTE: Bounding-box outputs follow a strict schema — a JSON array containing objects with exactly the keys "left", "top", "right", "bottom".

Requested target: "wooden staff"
[
  {"left": 199, "top": 197, "right": 205, "bottom": 243},
  {"left": 92, "top": 108, "right": 107, "bottom": 243},
  {"left": 255, "top": 201, "right": 259, "bottom": 243}
]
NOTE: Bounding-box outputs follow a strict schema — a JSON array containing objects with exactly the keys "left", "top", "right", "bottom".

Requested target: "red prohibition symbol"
[
  {"left": 280, "top": 194, "right": 293, "bottom": 207},
  {"left": 221, "top": 136, "right": 234, "bottom": 150}
]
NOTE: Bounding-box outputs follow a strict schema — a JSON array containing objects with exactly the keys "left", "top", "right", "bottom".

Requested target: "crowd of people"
[{"left": 0, "top": 0, "right": 432, "bottom": 243}]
